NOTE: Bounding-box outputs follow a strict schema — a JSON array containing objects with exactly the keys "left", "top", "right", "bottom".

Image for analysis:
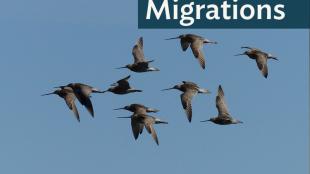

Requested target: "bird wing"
[
  {"left": 180, "top": 37, "right": 190, "bottom": 51},
  {"left": 117, "top": 75, "right": 131, "bottom": 89},
  {"left": 180, "top": 89, "right": 197, "bottom": 122},
  {"left": 216, "top": 85, "right": 230, "bottom": 118},
  {"left": 132, "top": 37, "right": 145, "bottom": 63},
  {"left": 74, "top": 90, "right": 94, "bottom": 117},
  {"left": 190, "top": 39, "right": 206, "bottom": 69},
  {"left": 256, "top": 53, "right": 268, "bottom": 78},
  {"left": 131, "top": 117, "right": 143, "bottom": 140},
  {"left": 64, "top": 92, "right": 80, "bottom": 122},
  {"left": 144, "top": 117, "right": 159, "bottom": 145}
]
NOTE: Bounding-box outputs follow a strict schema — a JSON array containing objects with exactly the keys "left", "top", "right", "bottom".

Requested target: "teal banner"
[{"left": 138, "top": 0, "right": 310, "bottom": 28}]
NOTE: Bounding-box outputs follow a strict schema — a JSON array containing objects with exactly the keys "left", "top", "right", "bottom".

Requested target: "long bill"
[
  {"left": 165, "top": 36, "right": 180, "bottom": 40},
  {"left": 41, "top": 92, "right": 55, "bottom": 96},
  {"left": 200, "top": 119, "right": 212, "bottom": 122},
  {"left": 234, "top": 53, "right": 246, "bottom": 56},
  {"left": 161, "top": 87, "right": 174, "bottom": 91},
  {"left": 115, "top": 66, "right": 127, "bottom": 69},
  {"left": 114, "top": 107, "right": 125, "bottom": 110},
  {"left": 116, "top": 116, "right": 132, "bottom": 118}
]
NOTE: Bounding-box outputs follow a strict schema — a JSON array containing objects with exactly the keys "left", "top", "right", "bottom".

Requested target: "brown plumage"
[
  {"left": 117, "top": 114, "right": 168, "bottom": 145},
  {"left": 42, "top": 87, "right": 80, "bottom": 122},
  {"left": 201, "top": 85, "right": 243, "bottom": 125},
  {"left": 103, "top": 75, "right": 142, "bottom": 95},
  {"left": 115, "top": 104, "right": 159, "bottom": 139},
  {"left": 235, "top": 47, "right": 278, "bottom": 78},
  {"left": 162, "top": 81, "right": 210, "bottom": 122},
  {"left": 116, "top": 37, "right": 159, "bottom": 72},
  {"left": 166, "top": 34, "right": 217, "bottom": 69},
  {"left": 57, "top": 83, "right": 103, "bottom": 117}
]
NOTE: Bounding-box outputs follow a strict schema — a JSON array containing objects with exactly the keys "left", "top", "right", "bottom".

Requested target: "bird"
[
  {"left": 117, "top": 113, "right": 168, "bottom": 145},
  {"left": 235, "top": 46, "right": 278, "bottom": 78},
  {"left": 162, "top": 81, "right": 211, "bottom": 122},
  {"left": 166, "top": 34, "right": 217, "bottom": 69},
  {"left": 41, "top": 87, "right": 80, "bottom": 122},
  {"left": 201, "top": 85, "right": 243, "bottom": 125},
  {"left": 116, "top": 37, "right": 160, "bottom": 72},
  {"left": 114, "top": 104, "right": 159, "bottom": 139},
  {"left": 56, "top": 83, "right": 104, "bottom": 117},
  {"left": 102, "top": 75, "right": 142, "bottom": 95},
  {"left": 114, "top": 104, "right": 159, "bottom": 114}
]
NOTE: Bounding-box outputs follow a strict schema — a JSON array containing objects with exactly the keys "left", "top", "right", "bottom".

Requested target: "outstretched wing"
[
  {"left": 144, "top": 117, "right": 159, "bottom": 145},
  {"left": 190, "top": 39, "right": 205, "bottom": 69},
  {"left": 74, "top": 90, "right": 94, "bottom": 117},
  {"left": 117, "top": 75, "right": 131, "bottom": 89},
  {"left": 256, "top": 53, "right": 268, "bottom": 78},
  {"left": 180, "top": 89, "right": 197, "bottom": 122},
  {"left": 64, "top": 92, "right": 80, "bottom": 122},
  {"left": 131, "top": 117, "right": 143, "bottom": 140},
  {"left": 216, "top": 85, "right": 230, "bottom": 117},
  {"left": 132, "top": 37, "right": 145, "bottom": 63},
  {"left": 180, "top": 38, "right": 190, "bottom": 51}
]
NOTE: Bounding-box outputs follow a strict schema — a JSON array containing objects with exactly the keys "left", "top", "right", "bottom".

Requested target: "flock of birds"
[{"left": 42, "top": 34, "right": 278, "bottom": 145}]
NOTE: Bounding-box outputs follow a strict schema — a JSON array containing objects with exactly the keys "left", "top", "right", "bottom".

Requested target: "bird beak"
[
  {"left": 165, "top": 36, "right": 179, "bottom": 40},
  {"left": 238, "top": 120, "right": 244, "bottom": 124},
  {"left": 161, "top": 87, "right": 174, "bottom": 91},
  {"left": 158, "top": 121, "right": 168, "bottom": 124},
  {"left": 115, "top": 66, "right": 127, "bottom": 69},
  {"left": 116, "top": 116, "right": 132, "bottom": 118},
  {"left": 114, "top": 107, "right": 125, "bottom": 110},
  {"left": 100, "top": 90, "right": 108, "bottom": 93},
  {"left": 110, "top": 83, "right": 118, "bottom": 86},
  {"left": 200, "top": 119, "right": 212, "bottom": 122},
  {"left": 53, "top": 86, "right": 65, "bottom": 89},
  {"left": 41, "top": 92, "right": 55, "bottom": 96},
  {"left": 234, "top": 53, "right": 245, "bottom": 56}
]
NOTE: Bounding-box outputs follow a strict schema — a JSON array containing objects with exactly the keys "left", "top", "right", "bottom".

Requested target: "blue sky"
[{"left": 0, "top": 1, "right": 308, "bottom": 174}]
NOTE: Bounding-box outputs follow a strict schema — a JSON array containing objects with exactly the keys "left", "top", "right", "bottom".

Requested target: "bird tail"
[{"left": 198, "top": 88, "right": 211, "bottom": 94}]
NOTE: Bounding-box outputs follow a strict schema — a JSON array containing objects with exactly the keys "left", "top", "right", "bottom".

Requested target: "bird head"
[
  {"left": 116, "top": 64, "right": 131, "bottom": 70},
  {"left": 161, "top": 84, "right": 181, "bottom": 91}
]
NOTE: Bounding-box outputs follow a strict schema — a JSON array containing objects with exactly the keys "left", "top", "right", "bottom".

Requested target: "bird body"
[
  {"left": 235, "top": 47, "right": 278, "bottom": 78},
  {"left": 114, "top": 103, "right": 159, "bottom": 114},
  {"left": 104, "top": 75, "right": 142, "bottom": 95},
  {"left": 166, "top": 34, "right": 217, "bottom": 69},
  {"left": 59, "top": 83, "right": 103, "bottom": 117},
  {"left": 162, "top": 81, "right": 210, "bottom": 122},
  {"left": 117, "top": 37, "right": 159, "bottom": 72},
  {"left": 201, "top": 85, "right": 242, "bottom": 125}
]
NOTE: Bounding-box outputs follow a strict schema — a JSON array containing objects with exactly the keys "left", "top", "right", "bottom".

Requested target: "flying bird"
[
  {"left": 115, "top": 104, "right": 159, "bottom": 139},
  {"left": 235, "top": 46, "right": 278, "bottom": 78},
  {"left": 201, "top": 85, "right": 243, "bottom": 125},
  {"left": 166, "top": 34, "right": 217, "bottom": 69},
  {"left": 117, "top": 113, "right": 168, "bottom": 145},
  {"left": 103, "top": 75, "right": 142, "bottom": 95},
  {"left": 114, "top": 103, "right": 159, "bottom": 114},
  {"left": 57, "top": 83, "right": 104, "bottom": 117},
  {"left": 162, "top": 81, "right": 210, "bottom": 122},
  {"left": 42, "top": 87, "right": 80, "bottom": 122},
  {"left": 116, "top": 37, "right": 159, "bottom": 72}
]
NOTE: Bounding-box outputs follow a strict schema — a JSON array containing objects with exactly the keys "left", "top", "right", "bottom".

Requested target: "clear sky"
[{"left": 0, "top": 1, "right": 308, "bottom": 174}]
